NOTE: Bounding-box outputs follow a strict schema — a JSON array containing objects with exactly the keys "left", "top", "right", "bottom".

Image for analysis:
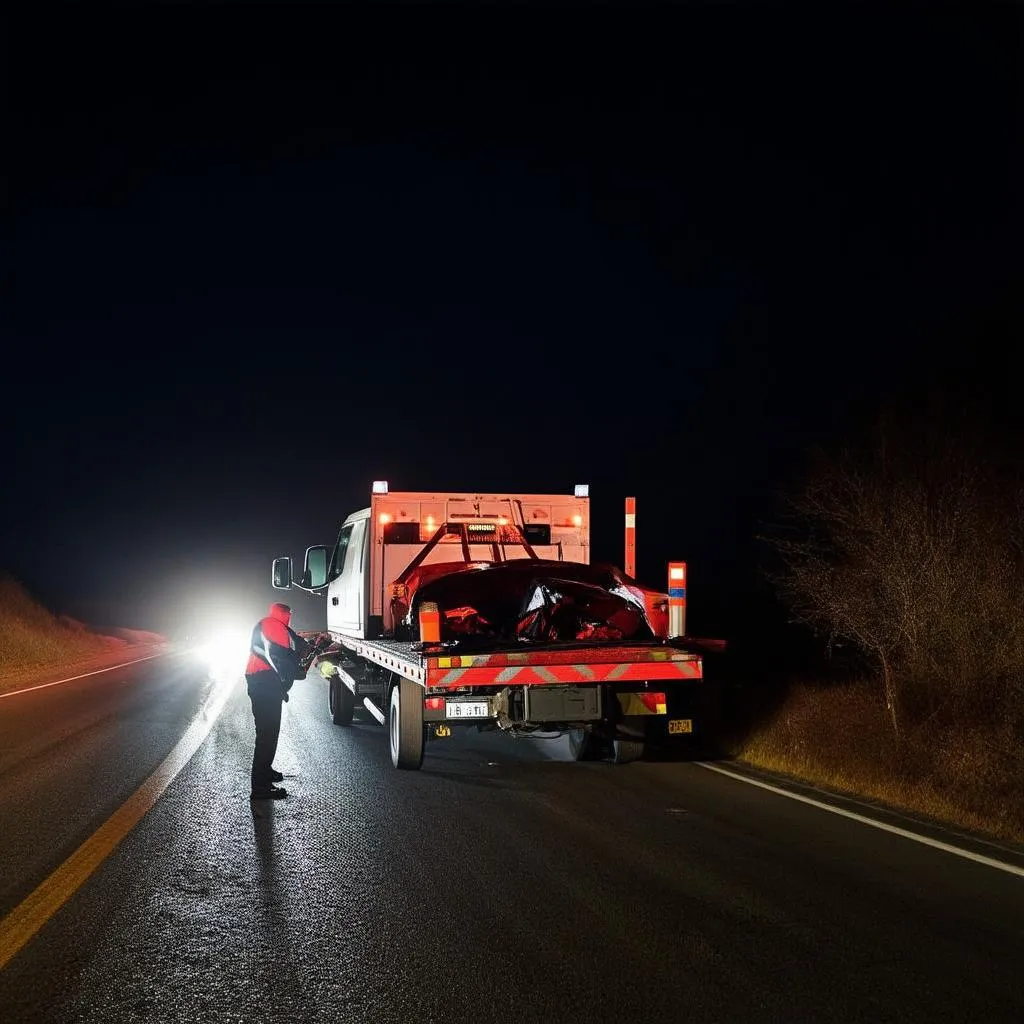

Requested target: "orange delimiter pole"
[
  {"left": 624, "top": 497, "right": 636, "bottom": 578},
  {"left": 668, "top": 562, "right": 687, "bottom": 638}
]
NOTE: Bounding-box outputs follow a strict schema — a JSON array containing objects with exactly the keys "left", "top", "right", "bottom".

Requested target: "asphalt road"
[{"left": 0, "top": 651, "right": 1022, "bottom": 1024}]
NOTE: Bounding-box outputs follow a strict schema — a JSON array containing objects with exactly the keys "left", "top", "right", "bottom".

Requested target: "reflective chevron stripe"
[
  {"left": 340, "top": 637, "right": 703, "bottom": 690},
  {"left": 429, "top": 658, "right": 701, "bottom": 688}
]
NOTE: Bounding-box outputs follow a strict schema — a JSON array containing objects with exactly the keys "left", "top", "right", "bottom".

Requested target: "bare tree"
[{"left": 763, "top": 411, "right": 1024, "bottom": 743}]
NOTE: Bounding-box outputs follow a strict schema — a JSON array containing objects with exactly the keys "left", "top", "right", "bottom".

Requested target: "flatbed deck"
[{"left": 332, "top": 635, "right": 702, "bottom": 689}]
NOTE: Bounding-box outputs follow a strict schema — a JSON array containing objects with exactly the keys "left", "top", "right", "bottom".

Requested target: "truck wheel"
[
  {"left": 329, "top": 676, "right": 355, "bottom": 726},
  {"left": 612, "top": 739, "right": 645, "bottom": 764},
  {"left": 389, "top": 678, "right": 425, "bottom": 770},
  {"left": 568, "top": 728, "right": 600, "bottom": 762}
]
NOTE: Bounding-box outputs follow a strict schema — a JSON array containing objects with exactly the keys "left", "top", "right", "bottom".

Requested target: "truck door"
[
  {"left": 327, "top": 518, "right": 367, "bottom": 638},
  {"left": 342, "top": 518, "right": 367, "bottom": 634},
  {"left": 326, "top": 524, "right": 352, "bottom": 636}
]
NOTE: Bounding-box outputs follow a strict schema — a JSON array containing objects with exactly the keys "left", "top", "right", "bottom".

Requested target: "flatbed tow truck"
[{"left": 273, "top": 483, "right": 721, "bottom": 770}]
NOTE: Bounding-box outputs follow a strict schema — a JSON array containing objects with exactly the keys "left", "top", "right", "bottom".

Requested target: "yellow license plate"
[{"left": 668, "top": 719, "right": 693, "bottom": 735}]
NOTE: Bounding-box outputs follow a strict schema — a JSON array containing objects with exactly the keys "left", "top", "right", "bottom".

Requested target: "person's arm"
[{"left": 291, "top": 629, "right": 312, "bottom": 660}]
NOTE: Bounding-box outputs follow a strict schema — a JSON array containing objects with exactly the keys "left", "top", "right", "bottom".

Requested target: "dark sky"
[{"left": 3, "top": 4, "right": 1022, "bottom": 639}]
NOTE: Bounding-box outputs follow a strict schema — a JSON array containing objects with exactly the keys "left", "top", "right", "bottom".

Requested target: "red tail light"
[
  {"left": 424, "top": 697, "right": 445, "bottom": 711},
  {"left": 638, "top": 692, "right": 667, "bottom": 714}
]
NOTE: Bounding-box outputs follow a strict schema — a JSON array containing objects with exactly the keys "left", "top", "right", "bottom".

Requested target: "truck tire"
[
  {"left": 389, "top": 677, "right": 425, "bottom": 770},
  {"left": 329, "top": 675, "right": 355, "bottom": 726},
  {"left": 568, "top": 728, "right": 600, "bottom": 762},
  {"left": 612, "top": 738, "right": 645, "bottom": 764}
]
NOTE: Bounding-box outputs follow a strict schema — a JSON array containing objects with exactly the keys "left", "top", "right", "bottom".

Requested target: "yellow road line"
[{"left": 0, "top": 673, "right": 237, "bottom": 971}]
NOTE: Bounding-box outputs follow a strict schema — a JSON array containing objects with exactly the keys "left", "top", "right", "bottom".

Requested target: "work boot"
[
  {"left": 269, "top": 768, "right": 284, "bottom": 782},
  {"left": 250, "top": 785, "right": 288, "bottom": 800}
]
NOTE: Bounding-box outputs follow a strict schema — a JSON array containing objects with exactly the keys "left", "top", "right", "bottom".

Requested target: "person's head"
[{"left": 269, "top": 602, "right": 292, "bottom": 626}]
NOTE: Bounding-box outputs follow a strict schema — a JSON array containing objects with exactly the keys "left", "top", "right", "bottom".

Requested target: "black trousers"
[{"left": 246, "top": 672, "right": 284, "bottom": 792}]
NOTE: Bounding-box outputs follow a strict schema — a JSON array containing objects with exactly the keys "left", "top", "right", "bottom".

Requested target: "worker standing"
[{"left": 244, "top": 602, "right": 310, "bottom": 800}]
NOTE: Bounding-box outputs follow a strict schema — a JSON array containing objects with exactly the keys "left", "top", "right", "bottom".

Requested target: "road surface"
[{"left": 1, "top": 651, "right": 1022, "bottom": 1023}]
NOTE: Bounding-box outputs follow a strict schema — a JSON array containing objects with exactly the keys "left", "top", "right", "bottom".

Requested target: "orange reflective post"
[
  {"left": 668, "top": 562, "right": 687, "bottom": 638},
  {"left": 625, "top": 497, "right": 636, "bottom": 578}
]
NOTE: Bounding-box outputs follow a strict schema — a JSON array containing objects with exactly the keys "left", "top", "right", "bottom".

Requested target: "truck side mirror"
[{"left": 272, "top": 557, "right": 293, "bottom": 589}]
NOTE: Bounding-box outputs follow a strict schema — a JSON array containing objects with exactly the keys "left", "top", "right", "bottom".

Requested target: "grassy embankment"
[
  {"left": 721, "top": 675, "right": 1024, "bottom": 846},
  {"left": 0, "top": 575, "right": 165, "bottom": 694}
]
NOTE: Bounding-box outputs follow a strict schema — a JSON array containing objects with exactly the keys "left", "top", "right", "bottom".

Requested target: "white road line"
[
  {"left": 0, "top": 652, "right": 170, "bottom": 698},
  {"left": 697, "top": 760, "right": 1024, "bottom": 878}
]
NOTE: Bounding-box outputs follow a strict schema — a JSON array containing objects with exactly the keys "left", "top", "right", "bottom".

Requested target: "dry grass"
[
  {"left": 0, "top": 574, "right": 165, "bottom": 693},
  {"left": 731, "top": 677, "right": 1024, "bottom": 845}
]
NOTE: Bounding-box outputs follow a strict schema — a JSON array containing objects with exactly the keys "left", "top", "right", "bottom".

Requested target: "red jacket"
[{"left": 246, "top": 602, "right": 304, "bottom": 678}]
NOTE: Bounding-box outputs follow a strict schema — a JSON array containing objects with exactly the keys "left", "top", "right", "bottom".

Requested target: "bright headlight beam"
[{"left": 198, "top": 627, "right": 250, "bottom": 681}]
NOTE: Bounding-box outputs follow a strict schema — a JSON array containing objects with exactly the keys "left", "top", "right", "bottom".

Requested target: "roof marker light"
[
  {"left": 372, "top": 480, "right": 389, "bottom": 494},
  {"left": 574, "top": 484, "right": 589, "bottom": 497}
]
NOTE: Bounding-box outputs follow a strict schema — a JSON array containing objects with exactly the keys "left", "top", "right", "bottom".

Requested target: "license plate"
[
  {"left": 668, "top": 718, "right": 693, "bottom": 734},
  {"left": 446, "top": 700, "right": 489, "bottom": 719}
]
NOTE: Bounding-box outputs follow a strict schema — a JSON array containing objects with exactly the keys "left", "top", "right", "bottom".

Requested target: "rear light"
[
  {"left": 572, "top": 514, "right": 583, "bottom": 527},
  {"left": 418, "top": 601, "right": 441, "bottom": 643},
  {"left": 424, "top": 697, "right": 445, "bottom": 711},
  {"left": 637, "top": 692, "right": 668, "bottom": 714},
  {"left": 379, "top": 512, "right": 392, "bottom": 525}
]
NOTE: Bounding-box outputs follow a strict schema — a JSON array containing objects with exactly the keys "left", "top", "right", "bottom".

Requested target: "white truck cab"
[{"left": 279, "top": 483, "right": 591, "bottom": 642}]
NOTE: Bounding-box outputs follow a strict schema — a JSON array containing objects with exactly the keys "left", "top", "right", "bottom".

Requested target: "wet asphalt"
[{"left": 0, "top": 653, "right": 1022, "bottom": 1024}]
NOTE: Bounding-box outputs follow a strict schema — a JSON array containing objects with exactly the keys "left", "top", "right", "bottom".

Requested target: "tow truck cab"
[{"left": 275, "top": 484, "right": 592, "bottom": 641}]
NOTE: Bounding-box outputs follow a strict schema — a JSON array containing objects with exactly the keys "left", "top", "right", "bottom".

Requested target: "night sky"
[{"left": 4, "top": 5, "right": 1021, "bottom": 644}]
